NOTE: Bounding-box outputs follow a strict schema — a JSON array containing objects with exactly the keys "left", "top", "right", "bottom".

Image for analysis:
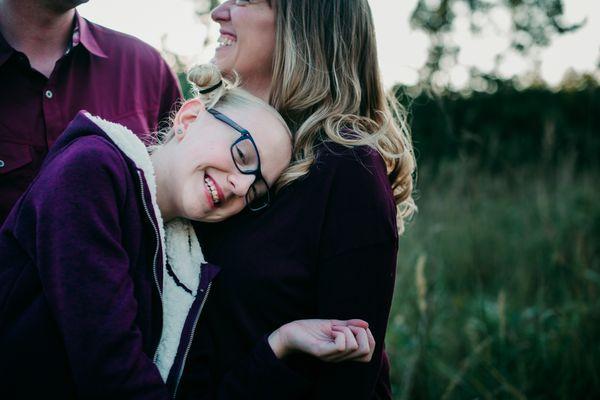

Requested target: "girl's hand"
[{"left": 267, "top": 319, "right": 375, "bottom": 362}]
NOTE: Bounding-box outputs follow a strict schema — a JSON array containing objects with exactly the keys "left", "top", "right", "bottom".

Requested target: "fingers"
[
  {"left": 321, "top": 325, "right": 361, "bottom": 362},
  {"left": 349, "top": 326, "right": 371, "bottom": 361},
  {"left": 333, "top": 329, "right": 346, "bottom": 352},
  {"left": 329, "top": 319, "right": 369, "bottom": 329},
  {"left": 327, "top": 326, "right": 377, "bottom": 363},
  {"left": 346, "top": 319, "right": 369, "bottom": 329},
  {"left": 366, "top": 326, "right": 375, "bottom": 352},
  {"left": 316, "top": 331, "right": 347, "bottom": 362},
  {"left": 335, "top": 325, "right": 359, "bottom": 351},
  {"left": 297, "top": 319, "right": 375, "bottom": 363},
  {"left": 328, "top": 326, "right": 372, "bottom": 363},
  {"left": 319, "top": 326, "right": 357, "bottom": 362},
  {"left": 347, "top": 326, "right": 374, "bottom": 362}
]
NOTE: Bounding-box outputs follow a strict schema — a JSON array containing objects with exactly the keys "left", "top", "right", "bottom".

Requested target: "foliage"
[
  {"left": 388, "top": 159, "right": 600, "bottom": 399},
  {"left": 396, "top": 79, "right": 600, "bottom": 172},
  {"left": 410, "top": 0, "right": 586, "bottom": 84},
  {"left": 385, "top": 75, "right": 600, "bottom": 398}
]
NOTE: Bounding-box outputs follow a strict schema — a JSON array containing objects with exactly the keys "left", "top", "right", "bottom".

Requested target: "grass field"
[{"left": 387, "top": 159, "right": 600, "bottom": 399}]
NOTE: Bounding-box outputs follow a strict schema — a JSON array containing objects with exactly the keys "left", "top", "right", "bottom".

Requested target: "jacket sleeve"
[{"left": 29, "top": 138, "right": 169, "bottom": 399}]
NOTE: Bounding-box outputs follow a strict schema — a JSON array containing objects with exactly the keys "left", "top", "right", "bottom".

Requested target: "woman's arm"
[
  {"left": 313, "top": 241, "right": 397, "bottom": 399},
  {"left": 309, "top": 146, "right": 399, "bottom": 399},
  {"left": 29, "top": 138, "right": 168, "bottom": 399},
  {"left": 179, "top": 318, "right": 373, "bottom": 399}
]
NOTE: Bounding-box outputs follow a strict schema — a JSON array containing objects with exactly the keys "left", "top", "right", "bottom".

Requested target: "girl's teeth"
[{"left": 204, "top": 177, "right": 220, "bottom": 205}]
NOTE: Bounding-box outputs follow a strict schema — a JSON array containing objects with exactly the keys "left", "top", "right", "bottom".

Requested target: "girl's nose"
[
  {"left": 211, "top": 1, "right": 231, "bottom": 24},
  {"left": 228, "top": 173, "right": 255, "bottom": 198}
]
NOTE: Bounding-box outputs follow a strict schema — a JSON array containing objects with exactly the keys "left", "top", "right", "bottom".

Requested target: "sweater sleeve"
[
  {"left": 180, "top": 336, "right": 311, "bottom": 400},
  {"left": 311, "top": 147, "right": 398, "bottom": 399},
  {"left": 29, "top": 138, "right": 169, "bottom": 399}
]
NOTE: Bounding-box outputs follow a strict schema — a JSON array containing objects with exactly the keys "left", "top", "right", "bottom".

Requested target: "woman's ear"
[{"left": 173, "top": 98, "right": 206, "bottom": 141}]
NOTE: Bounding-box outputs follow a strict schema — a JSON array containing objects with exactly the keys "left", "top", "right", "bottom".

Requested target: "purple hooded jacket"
[{"left": 0, "top": 112, "right": 223, "bottom": 398}]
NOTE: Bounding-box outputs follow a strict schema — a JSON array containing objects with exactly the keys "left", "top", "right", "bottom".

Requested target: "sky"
[{"left": 78, "top": 0, "right": 600, "bottom": 89}]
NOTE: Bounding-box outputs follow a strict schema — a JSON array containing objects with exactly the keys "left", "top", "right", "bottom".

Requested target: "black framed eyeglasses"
[{"left": 206, "top": 108, "right": 271, "bottom": 211}]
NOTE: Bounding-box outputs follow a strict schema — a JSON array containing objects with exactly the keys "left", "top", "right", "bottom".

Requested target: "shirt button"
[
  {"left": 0, "top": 160, "right": 5, "bottom": 168},
  {"left": 45, "top": 90, "right": 53, "bottom": 99}
]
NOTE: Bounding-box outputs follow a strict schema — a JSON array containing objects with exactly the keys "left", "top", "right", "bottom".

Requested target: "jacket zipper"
[
  {"left": 172, "top": 281, "right": 213, "bottom": 399},
  {"left": 137, "top": 170, "right": 163, "bottom": 301},
  {"left": 136, "top": 170, "right": 164, "bottom": 362},
  {"left": 136, "top": 168, "right": 212, "bottom": 395}
]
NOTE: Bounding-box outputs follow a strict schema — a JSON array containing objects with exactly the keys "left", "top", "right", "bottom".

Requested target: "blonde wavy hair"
[
  {"left": 154, "top": 63, "right": 290, "bottom": 146},
  {"left": 267, "top": 0, "right": 416, "bottom": 233}
]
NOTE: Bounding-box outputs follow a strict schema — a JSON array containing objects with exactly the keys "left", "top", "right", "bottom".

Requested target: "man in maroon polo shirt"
[{"left": 0, "top": 0, "right": 182, "bottom": 224}]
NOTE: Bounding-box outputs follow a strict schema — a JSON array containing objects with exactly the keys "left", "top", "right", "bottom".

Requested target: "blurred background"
[{"left": 80, "top": 1, "right": 600, "bottom": 398}]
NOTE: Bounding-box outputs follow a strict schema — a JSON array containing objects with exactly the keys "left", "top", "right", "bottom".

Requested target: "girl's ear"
[{"left": 173, "top": 98, "right": 206, "bottom": 142}]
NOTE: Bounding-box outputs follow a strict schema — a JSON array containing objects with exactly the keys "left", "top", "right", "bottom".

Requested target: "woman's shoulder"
[
  {"left": 309, "top": 142, "right": 399, "bottom": 249},
  {"left": 308, "top": 140, "right": 396, "bottom": 213},
  {"left": 311, "top": 141, "right": 389, "bottom": 192},
  {"left": 314, "top": 140, "right": 385, "bottom": 172}
]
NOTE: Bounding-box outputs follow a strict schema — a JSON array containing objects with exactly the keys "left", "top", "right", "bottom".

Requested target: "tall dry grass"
[{"left": 388, "top": 158, "right": 600, "bottom": 399}]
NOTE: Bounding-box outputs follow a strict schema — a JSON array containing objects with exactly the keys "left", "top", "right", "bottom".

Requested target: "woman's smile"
[{"left": 217, "top": 29, "right": 237, "bottom": 49}]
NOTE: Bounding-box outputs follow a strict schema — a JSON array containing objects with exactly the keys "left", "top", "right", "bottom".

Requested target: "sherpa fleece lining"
[{"left": 86, "top": 113, "right": 205, "bottom": 382}]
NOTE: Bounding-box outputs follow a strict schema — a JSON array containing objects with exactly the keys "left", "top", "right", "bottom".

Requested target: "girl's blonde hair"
[
  {"left": 268, "top": 0, "right": 416, "bottom": 233},
  {"left": 155, "top": 63, "right": 290, "bottom": 146}
]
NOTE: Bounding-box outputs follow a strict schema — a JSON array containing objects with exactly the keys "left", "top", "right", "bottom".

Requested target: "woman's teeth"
[
  {"left": 218, "top": 36, "right": 235, "bottom": 47},
  {"left": 204, "top": 177, "right": 220, "bottom": 205}
]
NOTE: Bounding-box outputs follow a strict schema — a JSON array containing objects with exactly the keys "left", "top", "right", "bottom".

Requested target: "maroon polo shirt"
[{"left": 0, "top": 12, "right": 182, "bottom": 224}]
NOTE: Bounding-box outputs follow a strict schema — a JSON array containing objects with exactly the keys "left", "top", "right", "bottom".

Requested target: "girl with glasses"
[{"left": 0, "top": 64, "right": 375, "bottom": 398}]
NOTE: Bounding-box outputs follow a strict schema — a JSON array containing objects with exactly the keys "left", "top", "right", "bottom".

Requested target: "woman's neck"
[{"left": 240, "top": 76, "right": 271, "bottom": 104}]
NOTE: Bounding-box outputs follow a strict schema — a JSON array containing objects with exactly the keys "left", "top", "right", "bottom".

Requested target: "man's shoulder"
[{"left": 84, "top": 18, "right": 165, "bottom": 64}]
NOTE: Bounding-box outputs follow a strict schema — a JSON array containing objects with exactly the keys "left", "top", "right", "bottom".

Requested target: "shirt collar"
[
  {"left": 64, "top": 14, "right": 80, "bottom": 55},
  {"left": 75, "top": 11, "right": 108, "bottom": 59},
  {"left": 0, "top": 10, "right": 107, "bottom": 67}
]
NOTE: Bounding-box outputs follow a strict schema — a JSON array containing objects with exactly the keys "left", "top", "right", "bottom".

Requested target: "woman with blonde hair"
[{"left": 182, "top": 1, "right": 417, "bottom": 399}]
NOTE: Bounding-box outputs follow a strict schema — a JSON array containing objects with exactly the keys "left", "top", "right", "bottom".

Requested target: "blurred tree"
[
  {"left": 410, "top": 0, "right": 586, "bottom": 87},
  {"left": 193, "top": 0, "right": 220, "bottom": 15},
  {"left": 191, "top": 0, "right": 220, "bottom": 48},
  {"left": 159, "top": 0, "right": 219, "bottom": 97}
]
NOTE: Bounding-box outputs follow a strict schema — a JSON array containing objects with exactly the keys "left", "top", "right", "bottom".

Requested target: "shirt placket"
[
  {"left": 42, "top": 21, "right": 79, "bottom": 149},
  {"left": 41, "top": 75, "right": 63, "bottom": 149}
]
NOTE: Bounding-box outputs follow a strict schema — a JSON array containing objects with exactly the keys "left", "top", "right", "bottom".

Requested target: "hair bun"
[
  {"left": 187, "top": 63, "right": 227, "bottom": 108},
  {"left": 187, "top": 63, "right": 222, "bottom": 90}
]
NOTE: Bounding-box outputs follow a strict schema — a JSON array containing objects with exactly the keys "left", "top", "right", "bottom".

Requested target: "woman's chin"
[{"left": 211, "top": 53, "right": 235, "bottom": 76}]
